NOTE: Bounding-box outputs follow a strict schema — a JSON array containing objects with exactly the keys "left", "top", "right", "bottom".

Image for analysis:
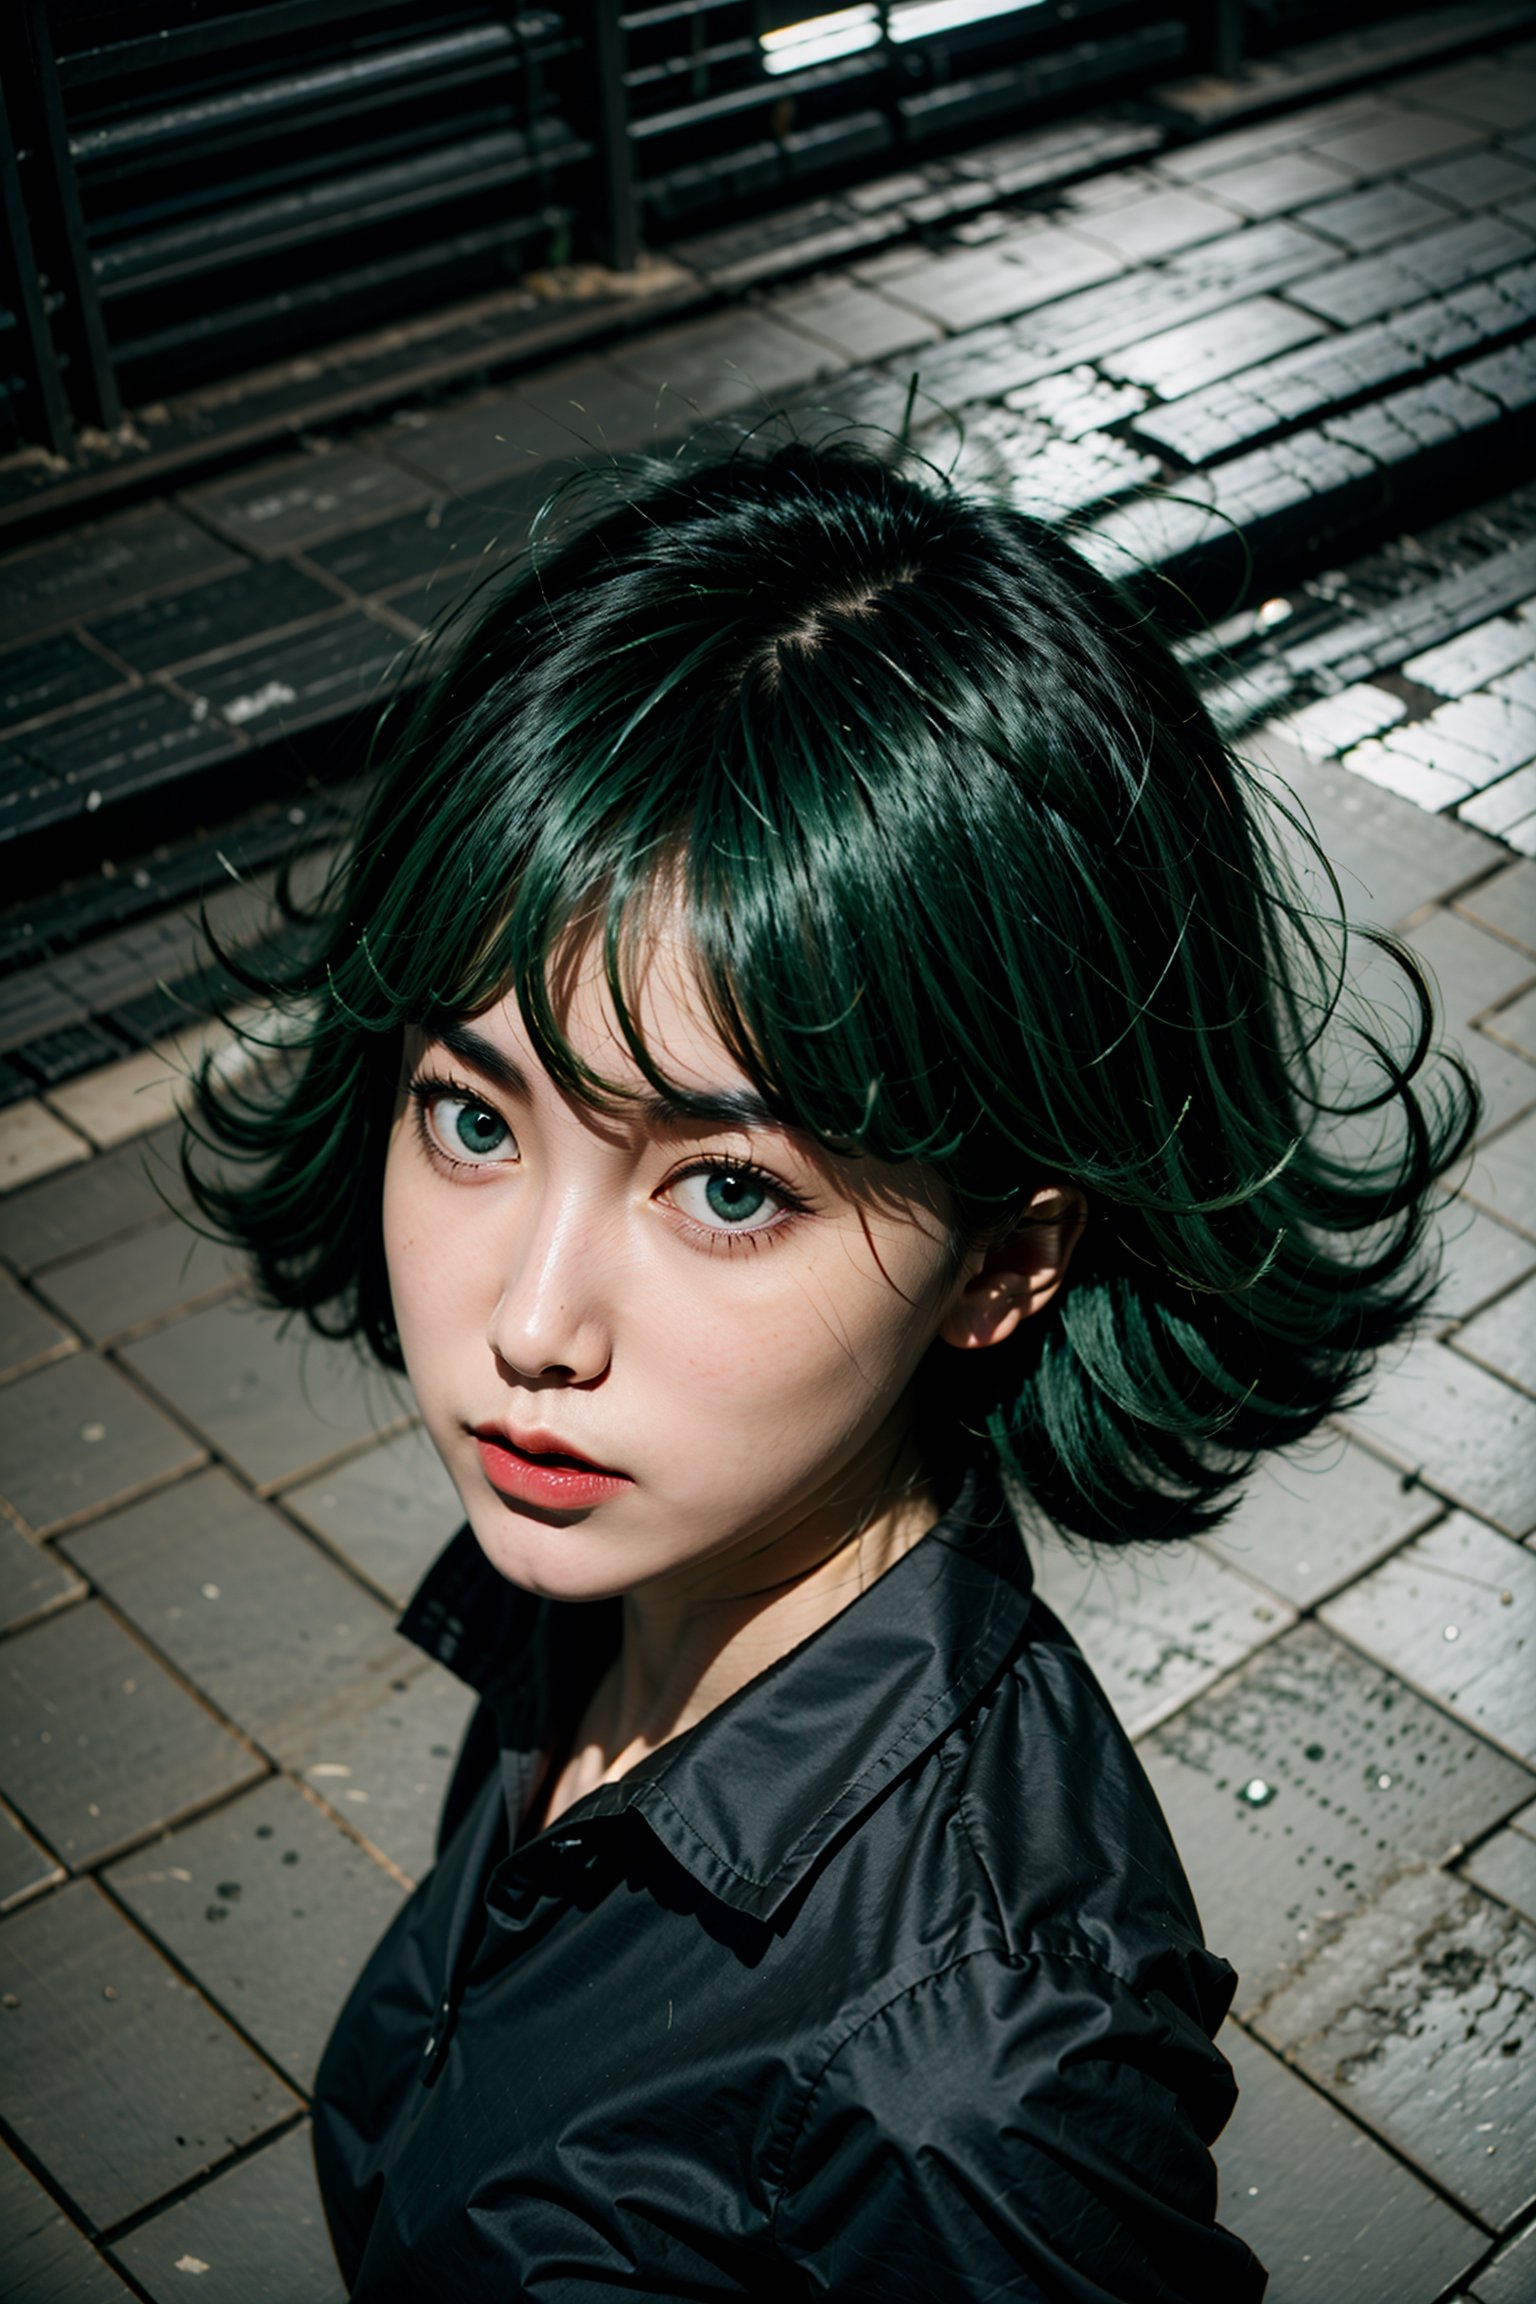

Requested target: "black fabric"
[{"left": 312, "top": 1473, "right": 1268, "bottom": 2301}]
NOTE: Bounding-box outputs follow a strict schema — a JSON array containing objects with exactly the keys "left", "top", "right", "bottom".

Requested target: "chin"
[{"left": 465, "top": 1510, "right": 635, "bottom": 1604}]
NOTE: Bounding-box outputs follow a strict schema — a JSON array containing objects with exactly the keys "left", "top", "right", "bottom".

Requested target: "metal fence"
[{"left": 0, "top": 0, "right": 1385, "bottom": 464}]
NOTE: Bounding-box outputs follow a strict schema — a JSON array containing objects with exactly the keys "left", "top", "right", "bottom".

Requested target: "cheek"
[
  {"left": 381, "top": 1142, "right": 474, "bottom": 1384},
  {"left": 667, "top": 1243, "right": 946, "bottom": 1436}
]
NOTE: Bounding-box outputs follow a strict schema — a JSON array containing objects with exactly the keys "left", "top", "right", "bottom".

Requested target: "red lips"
[{"left": 470, "top": 1425, "right": 632, "bottom": 1510}]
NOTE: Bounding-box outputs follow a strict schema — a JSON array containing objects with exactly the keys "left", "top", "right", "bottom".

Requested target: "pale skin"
[{"left": 383, "top": 930, "right": 1085, "bottom": 1833}]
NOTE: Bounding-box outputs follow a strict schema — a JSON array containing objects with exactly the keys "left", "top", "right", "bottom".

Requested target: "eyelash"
[
  {"left": 666, "top": 1159, "right": 807, "bottom": 1256},
  {"left": 405, "top": 1072, "right": 808, "bottom": 1254},
  {"left": 408, "top": 1073, "right": 513, "bottom": 1175}
]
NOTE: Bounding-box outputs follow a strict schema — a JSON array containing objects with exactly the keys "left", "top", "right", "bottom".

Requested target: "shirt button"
[
  {"left": 421, "top": 1996, "right": 454, "bottom": 2084},
  {"left": 491, "top": 1877, "right": 541, "bottom": 1926}
]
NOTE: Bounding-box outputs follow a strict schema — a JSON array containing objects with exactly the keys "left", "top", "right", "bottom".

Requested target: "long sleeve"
[{"left": 774, "top": 1944, "right": 1267, "bottom": 2302}]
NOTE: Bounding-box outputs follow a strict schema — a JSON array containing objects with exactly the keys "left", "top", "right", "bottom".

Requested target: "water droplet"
[
  {"left": 1240, "top": 1778, "right": 1276, "bottom": 1807},
  {"left": 1246, "top": 2183, "right": 1260, "bottom": 2195},
  {"left": 1444, "top": 1624, "right": 1460, "bottom": 1642},
  {"left": 1377, "top": 1773, "right": 1393, "bottom": 1790}
]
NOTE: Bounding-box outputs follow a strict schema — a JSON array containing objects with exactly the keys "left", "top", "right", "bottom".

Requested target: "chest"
[{"left": 316, "top": 1764, "right": 978, "bottom": 2298}]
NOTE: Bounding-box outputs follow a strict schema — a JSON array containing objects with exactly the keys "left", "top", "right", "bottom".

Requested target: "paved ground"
[{"left": 3, "top": 21, "right": 1536, "bottom": 2304}]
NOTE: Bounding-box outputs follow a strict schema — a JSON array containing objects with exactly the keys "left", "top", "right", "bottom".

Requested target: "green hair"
[{"left": 185, "top": 438, "right": 1476, "bottom": 1544}]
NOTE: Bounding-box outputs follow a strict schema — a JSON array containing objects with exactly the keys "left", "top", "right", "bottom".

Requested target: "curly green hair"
[{"left": 185, "top": 437, "right": 1476, "bottom": 1544}]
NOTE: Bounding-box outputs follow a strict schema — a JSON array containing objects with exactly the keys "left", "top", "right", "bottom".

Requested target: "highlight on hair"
[{"left": 183, "top": 437, "right": 1477, "bottom": 1546}]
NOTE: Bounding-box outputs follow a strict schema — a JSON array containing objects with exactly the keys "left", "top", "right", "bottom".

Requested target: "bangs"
[
  {"left": 491, "top": 753, "right": 974, "bottom": 1168},
  {"left": 385, "top": 584, "right": 1069, "bottom": 1196}
]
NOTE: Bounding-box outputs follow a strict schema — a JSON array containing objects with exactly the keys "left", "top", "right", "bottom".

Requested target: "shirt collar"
[{"left": 398, "top": 1467, "right": 1035, "bottom": 1924}]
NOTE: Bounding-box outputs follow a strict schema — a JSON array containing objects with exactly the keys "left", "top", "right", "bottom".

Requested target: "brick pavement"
[{"left": 3, "top": 19, "right": 1536, "bottom": 2304}]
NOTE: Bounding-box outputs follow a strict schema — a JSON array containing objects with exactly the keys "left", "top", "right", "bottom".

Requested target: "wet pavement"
[{"left": 2, "top": 15, "right": 1536, "bottom": 2302}]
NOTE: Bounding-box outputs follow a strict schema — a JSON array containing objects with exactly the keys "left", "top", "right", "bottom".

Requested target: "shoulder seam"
[
  {"left": 764, "top": 1940, "right": 1154, "bottom": 2240},
  {"left": 937, "top": 1730, "right": 1012, "bottom": 1950}
]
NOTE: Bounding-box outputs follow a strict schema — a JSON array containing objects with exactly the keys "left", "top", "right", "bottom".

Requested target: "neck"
[{"left": 543, "top": 1429, "right": 940, "bottom": 1824}]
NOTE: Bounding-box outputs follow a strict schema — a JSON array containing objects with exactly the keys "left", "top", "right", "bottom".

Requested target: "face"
[{"left": 381, "top": 929, "right": 976, "bottom": 1611}]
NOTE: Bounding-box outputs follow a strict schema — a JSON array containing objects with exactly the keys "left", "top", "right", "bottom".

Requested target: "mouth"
[{"left": 469, "top": 1425, "right": 632, "bottom": 1507}]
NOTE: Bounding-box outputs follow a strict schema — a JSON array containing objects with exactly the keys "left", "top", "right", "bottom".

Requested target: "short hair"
[{"left": 185, "top": 438, "right": 1475, "bottom": 1545}]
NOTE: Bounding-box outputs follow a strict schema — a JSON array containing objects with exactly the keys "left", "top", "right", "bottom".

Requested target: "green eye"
[
  {"left": 670, "top": 1165, "right": 783, "bottom": 1233},
  {"left": 455, "top": 1103, "right": 507, "bottom": 1157},
  {"left": 704, "top": 1170, "right": 768, "bottom": 1224},
  {"left": 426, "top": 1093, "right": 513, "bottom": 1163}
]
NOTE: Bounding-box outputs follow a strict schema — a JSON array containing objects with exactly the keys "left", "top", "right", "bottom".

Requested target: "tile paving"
[
  {"left": 0, "top": 1812, "right": 63, "bottom": 1917},
  {"left": 0, "top": 1601, "right": 262, "bottom": 1869},
  {"left": 2, "top": 15, "right": 1536, "bottom": 2298},
  {"left": 0, "top": 1880, "right": 301, "bottom": 2232},
  {"left": 0, "top": 1354, "right": 206, "bottom": 1538},
  {"left": 108, "top": 2121, "right": 342, "bottom": 2304},
  {"left": 1453, "top": 1271, "right": 1536, "bottom": 1390},
  {"left": 1474, "top": 2220, "right": 1536, "bottom": 2304},
  {"left": 59, "top": 1472, "right": 426, "bottom": 1763},
  {"left": 1217, "top": 2022, "right": 1488, "bottom": 2303},
  {"left": 1463, "top": 1810, "right": 1536, "bottom": 1924},
  {"left": 2, "top": 2142, "right": 139, "bottom": 2301},
  {"left": 117, "top": 1302, "right": 412, "bottom": 1493},
  {"left": 1255, "top": 1865, "right": 1535, "bottom": 2230},
  {"left": 104, "top": 1775, "right": 406, "bottom": 2093}
]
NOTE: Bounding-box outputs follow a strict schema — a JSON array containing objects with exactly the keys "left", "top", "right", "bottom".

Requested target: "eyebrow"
[{"left": 433, "top": 1023, "right": 781, "bottom": 1137}]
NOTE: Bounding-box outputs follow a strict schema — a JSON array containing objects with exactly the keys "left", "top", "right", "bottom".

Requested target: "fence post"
[
  {"left": 1211, "top": 0, "right": 1245, "bottom": 80},
  {"left": 590, "top": 0, "right": 640, "bottom": 270},
  {"left": 19, "top": 0, "right": 122, "bottom": 428},
  {"left": 0, "top": 68, "right": 75, "bottom": 457}
]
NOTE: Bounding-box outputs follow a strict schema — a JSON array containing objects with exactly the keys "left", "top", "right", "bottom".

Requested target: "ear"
[{"left": 937, "top": 1185, "right": 1088, "bottom": 1352}]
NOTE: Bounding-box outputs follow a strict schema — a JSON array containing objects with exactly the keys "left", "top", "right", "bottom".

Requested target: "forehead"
[
  {"left": 491, "top": 913, "right": 760, "bottom": 1103},
  {"left": 431, "top": 930, "right": 956, "bottom": 1234},
  {"left": 431, "top": 921, "right": 784, "bottom": 1149}
]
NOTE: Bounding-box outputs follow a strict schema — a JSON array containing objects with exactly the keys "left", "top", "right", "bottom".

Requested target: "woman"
[{"left": 187, "top": 439, "right": 1472, "bottom": 2299}]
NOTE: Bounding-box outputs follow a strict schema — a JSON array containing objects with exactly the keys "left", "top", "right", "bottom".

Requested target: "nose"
[{"left": 485, "top": 1180, "right": 612, "bottom": 1387}]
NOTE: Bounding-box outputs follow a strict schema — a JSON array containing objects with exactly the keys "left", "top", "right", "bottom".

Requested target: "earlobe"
[{"left": 938, "top": 1186, "right": 1087, "bottom": 1353}]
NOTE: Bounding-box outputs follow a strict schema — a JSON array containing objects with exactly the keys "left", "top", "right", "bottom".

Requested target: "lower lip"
[{"left": 473, "top": 1435, "right": 632, "bottom": 1510}]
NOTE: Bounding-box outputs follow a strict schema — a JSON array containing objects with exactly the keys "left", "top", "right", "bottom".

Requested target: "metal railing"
[
  {"left": 0, "top": 0, "right": 591, "bottom": 457},
  {"left": 0, "top": 0, "right": 1265, "bottom": 462}
]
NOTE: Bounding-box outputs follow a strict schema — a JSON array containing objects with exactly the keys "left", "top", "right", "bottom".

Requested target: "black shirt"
[{"left": 312, "top": 1472, "right": 1268, "bottom": 2300}]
